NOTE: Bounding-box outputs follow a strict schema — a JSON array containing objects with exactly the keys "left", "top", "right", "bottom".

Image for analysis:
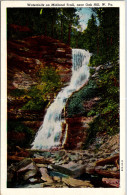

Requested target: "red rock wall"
[
  {"left": 7, "top": 36, "right": 72, "bottom": 141},
  {"left": 7, "top": 35, "right": 72, "bottom": 92}
]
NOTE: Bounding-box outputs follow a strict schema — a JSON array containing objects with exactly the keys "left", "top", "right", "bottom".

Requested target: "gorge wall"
[{"left": 7, "top": 35, "right": 72, "bottom": 149}]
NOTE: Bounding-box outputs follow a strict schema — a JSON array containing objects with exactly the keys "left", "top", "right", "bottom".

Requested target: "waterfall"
[{"left": 32, "top": 49, "right": 90, "bottom": 149}]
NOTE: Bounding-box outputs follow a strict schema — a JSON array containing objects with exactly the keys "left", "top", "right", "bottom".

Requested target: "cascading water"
[{"left": 32, "top": 49, "right": 90, "bottom": 149}]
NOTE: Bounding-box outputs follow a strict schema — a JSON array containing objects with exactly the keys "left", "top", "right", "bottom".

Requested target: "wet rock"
[
  {"left": 68, "top": 154, "right": 79, "bottom": 161},
  {"left": 29, "top": 178, "right": 38, "bottom": 183},
  {"left": 111, "top": 167, "right": 118, "bottom": 171},
  {"left": 17, "top": 161, "right": 37, "bottom": 173},
  {"left": 53, "top": 176, "right": 61, "bottom": 182},
  {"left": 102, "top": 164, "right": 115, "bottom": 170},
  {"left": 39, "top": 168, "right": 53, "bottom": 183},
  {"left": 16, "top": 158, "right": 34, "bottom": 170},
  {"left": 95, "top": 166, "right": 120, "bottom": 178},
  {"left": 36, "top": 164, "right": 47, "bottom": 168},
  {"left": 24, "top": 169, "right": 38, "bottom": 181},
  {"left": 54, "top": 150, "right": 66, "bottom": 159},
  {"left": 89, "top": 158, "right": 97, "bottom": 163},
  {"left": 95, "top": 153, "right": 119, "bottom": 169},
  {"left": 49, "top": 171, "right": 69, "bottom": 178},
  {"left": 42, "top": 152, "right": 51, "bottom": 158},
  {"left": 85, "top": 162, "right": 96, "bottom": 174},
  {"left": 52, "top": 162, "right": 86, "bottom": 178},
  {"left": 102, "top": 178, "right": 120, "bottom": 188},
  {"left": 47, "top": 165, "right": 53, "bottom": 170},
  {"left": 78, "top": 160, "right": 84, "bottom": 164},
  {"left": 33, "top": 157, "right": 52, "bottom": 164},
  {"left": 62, "top": 177, "right": 93, "bottom": 188},
  {"left": 82, "top": 150, "right": 94, "bottom": 157},
  {"left": 55, "top": 161, "right": 64, "bottom": 165},
  {"left": 16, "top": 158, "right": 38, "bottom": 181}
]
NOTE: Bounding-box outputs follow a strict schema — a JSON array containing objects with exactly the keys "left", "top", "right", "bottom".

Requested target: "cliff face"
[
  {"left": 8, "top": 35, "right": 72, "bottom": 91},
  {"left": 7, "top": 35, "right": 72, "bottom": 149}
]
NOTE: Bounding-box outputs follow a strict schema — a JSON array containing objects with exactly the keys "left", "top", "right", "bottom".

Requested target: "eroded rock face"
[
  {"left": 7, "top": 36, "right": 72, "bottom": 92},
  {"left": 7, "top": 35, "right": 72, "bottom": 149},
  {"left": 64, "top": 117, "right": 94, "bottom": 149}
]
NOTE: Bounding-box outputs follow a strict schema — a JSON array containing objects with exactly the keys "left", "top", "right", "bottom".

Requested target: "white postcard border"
[{"left": 1, "top": 1, "right": 125, "bottom": 195}]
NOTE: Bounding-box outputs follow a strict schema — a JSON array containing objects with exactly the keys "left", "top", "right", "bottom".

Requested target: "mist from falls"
[{"left": 32, "top": 49, "right": 90, "bottom": 149}]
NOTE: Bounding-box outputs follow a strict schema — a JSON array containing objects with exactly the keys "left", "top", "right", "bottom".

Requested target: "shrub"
[
  {"left": 22, "top": 66, "right": 62, "bottom": 111},
  {"left": 10, "top": 89, "right": 26, "bottom": 97},
  {"left": 66, "top": 80, "right": 98, "bottom": 117},
  {"left": 7, "top": 121, "right": 35, "bottom": 148}
]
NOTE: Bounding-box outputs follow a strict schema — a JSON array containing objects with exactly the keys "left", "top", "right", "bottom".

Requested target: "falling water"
[{"left": 32, "top": 49, "right": 90, "bottom": 149}]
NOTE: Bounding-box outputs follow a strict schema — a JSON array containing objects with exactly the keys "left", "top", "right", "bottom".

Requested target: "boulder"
[
  {"left": 102, "top": 178, "right": 120, "bottom": 188},
  {"left": 85, "top": 162, "right": 96, "bottom": 174},
  {"left": 95, "top": 166, "right": 120, "bottom": 178},
  {"left": 23, "top": 169, "right": 38, "bottom": 181},
  {"left": 16, "top": 158, "right": 38, "bottom": 181},
  {"left": 62, "top": 177, "right": 93, "bottom": 188},
  {"left": 54, "top": 150, "right": 66, "bottom": 161},
  {"left": 17, "top": 161, "right": 37, "bottom": 173},
  {"left": 39, "top": 168, "right": 53, "bottom": 183},
  {"left": 52, "top": 161, "right": 86, "bottom": 178}
]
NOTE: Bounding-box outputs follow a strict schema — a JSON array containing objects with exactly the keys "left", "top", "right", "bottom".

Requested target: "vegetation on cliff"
[
  {"left": 22, "top": 66, "right": 62, "bottom": 111},
  {"left": 66, "top": 8, "right": 119, "bottom": 146},
  {"left": 8, "top": 66, "right": 62, "bottom": 149}
]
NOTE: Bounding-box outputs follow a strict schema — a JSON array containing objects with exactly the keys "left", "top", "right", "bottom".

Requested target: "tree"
[
  {"left": 83, "top": 14, "right": 98, "bottom": 53},
  {"left": 91, "top": 8, "right": 119, "bottom": 64}
]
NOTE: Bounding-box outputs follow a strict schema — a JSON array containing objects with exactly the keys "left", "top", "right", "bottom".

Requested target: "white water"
[{"left": 32, "top": 49, "right": 90, "bottom": 149}]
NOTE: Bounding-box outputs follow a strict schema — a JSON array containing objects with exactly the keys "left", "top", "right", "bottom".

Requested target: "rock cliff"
[{"left": 7, "top": 35, "right": 72, "bottom": 149}]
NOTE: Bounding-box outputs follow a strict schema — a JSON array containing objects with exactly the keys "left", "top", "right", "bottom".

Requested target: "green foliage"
[
  {"left": 22, "top": 97, "right": 48, "bottom": 111},
  {"left": 83, "top": 63, "right": 119, "bottom": 148},
  {"left": 89, "top": 54, "right": 105, "bottom": 67},
  {"left": 7, "top": 8, "right": 81, "bottom": 46},
  {"left": 84, "top": 112, "right": 119, "bottom": 149},
  {"left": 22, "top": 67, "right": 61, "bottom": 111},
  {"left": 7, "top": 120, "right": 35, "bottom": 148},
  {"left": 79, "top": 8, "right": 120, "bottom": 148},
  {"left": 83, "top": 14, "right": 98, "bottom": 53},
  {"left": 83, "top": 8, "right": 119, "bottom": 66},
  {"left": 89, "top": 68, "right": 96, "bottom": 75},
  {"left": 39, "top": 67, "right": 62, "bottom": 91},
  {"left": 87, "top": 110, "right": 96, "bottom": 117},
  {"left": 66, "top": 80, "right": 98, "bottom": 117},
  {"left": 10, "top": 89, "right": 26, "bottom": 97},
  {"left": 8, "top": 121, "right": 33, "bottom": 134}
]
